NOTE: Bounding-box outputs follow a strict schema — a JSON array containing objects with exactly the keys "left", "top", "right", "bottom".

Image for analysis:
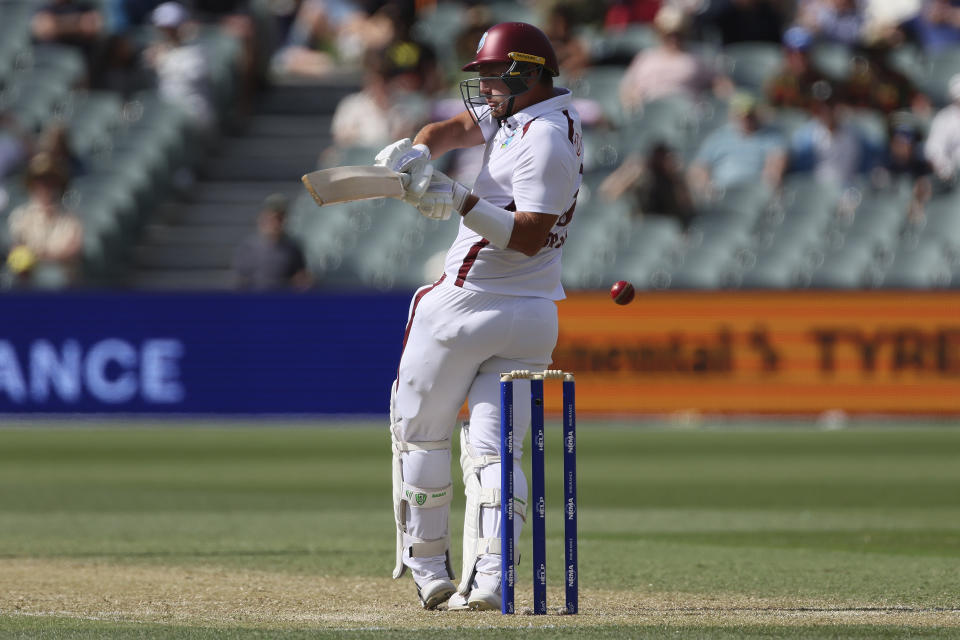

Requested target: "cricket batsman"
[{"left": 377, "top": 21, "right": 583, "bottom": 610}]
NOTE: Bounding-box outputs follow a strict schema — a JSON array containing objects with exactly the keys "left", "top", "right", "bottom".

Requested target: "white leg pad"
[
  {"left": 457, "top": 423, "right": 526, "bottom": 595},
  {"left": 391, "top": 402, "right": 454, "bottom": 580}
]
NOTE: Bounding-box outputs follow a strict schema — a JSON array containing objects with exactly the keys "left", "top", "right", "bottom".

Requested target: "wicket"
[{"left": 499, "top": 369, "right": 578, "bottom": 615}]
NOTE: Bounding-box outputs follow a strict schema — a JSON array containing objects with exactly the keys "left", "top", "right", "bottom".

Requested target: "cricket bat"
[{"left": 301, "top": 165, "right": 410, "bottom": 207}]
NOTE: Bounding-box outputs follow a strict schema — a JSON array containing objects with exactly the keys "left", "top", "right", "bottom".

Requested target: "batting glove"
[
  {"left": 411, "top": 170, "right": 470, "bottom": 221},
  {"left": 374, "top": 138, "right": 433, "bottom": 201}
]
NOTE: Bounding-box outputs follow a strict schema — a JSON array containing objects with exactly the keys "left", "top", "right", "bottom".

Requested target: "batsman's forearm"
[
  {"left": 413, "top": 111, "right": 482, "bottom": 158},
  {"left": 458, "top": 196, "right": 514, "bottom": 251}
]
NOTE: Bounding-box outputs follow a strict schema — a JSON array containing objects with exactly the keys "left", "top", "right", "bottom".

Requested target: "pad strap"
[
  {"left": 394, "top": 439, "right": 450, "bottom": 453},
  {"left": 402, "top": 533, "right": 449, "bottom": 559},
  {"left": 402, "top": 482, "right": 453, "bottom": 509}
]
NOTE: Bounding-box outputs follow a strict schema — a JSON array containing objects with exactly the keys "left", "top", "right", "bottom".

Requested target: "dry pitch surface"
[{"left": 3, "top": 559, "right": 957, "bottom": 632}]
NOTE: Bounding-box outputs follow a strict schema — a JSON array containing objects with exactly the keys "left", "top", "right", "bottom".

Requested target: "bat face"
[{"left": 301, "top": 165, "right": 407, "bottom": 206}]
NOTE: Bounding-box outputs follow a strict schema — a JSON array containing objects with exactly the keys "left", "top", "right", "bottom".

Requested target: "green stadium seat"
[
  {"left": 570, "top": 66, "right": 627, "bottom": 127},
  {"left": 809, "top": 243, "right": 875, "bottom": 288},
  {"left": 601, "top": 215, "right": 684, "bottom": 289},
  {"left": 667, "top": 243, "right": 741, "bottom": 289},
  {"left": 31, "top": 44, "right": 87, "bottom": 87},
  {"left": 886, "top": 42, "right": 926, "bottom": 88},
  {"left": 66, "top": 91, "right": 124, "bottom": 158},
  {"left": 740, "top": 249, "right": 810, "bottom": 288},
  {"left": 623, "top": 93, "right": 699, "bottom": 154},
  {"left": 883, "top": 240, "right": 952, "bottom": 288},
  {"left": 589, "top": 24, "right": 659, "bottom": 64},
  {"left": 921, "top": 49, "right": 960, "bottom": 107},
  {"left": 721, "top": 42, "right": 784, "bottom": 94},
  {"left": 810, "top": 41, "right": 853, "bottom": 82}
]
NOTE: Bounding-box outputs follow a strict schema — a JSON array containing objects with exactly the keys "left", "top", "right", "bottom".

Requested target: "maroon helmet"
[{"left": 462, "top": 22, "right": 559, "bottom": 77}]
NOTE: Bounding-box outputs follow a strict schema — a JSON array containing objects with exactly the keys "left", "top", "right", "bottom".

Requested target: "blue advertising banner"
[{"left": 0, "top": 292, "right": 412, "bottom": 414}]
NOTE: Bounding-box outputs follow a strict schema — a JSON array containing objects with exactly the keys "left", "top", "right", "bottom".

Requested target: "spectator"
[
  {"left": 233, "top": 193, "right": 311, "bottom": 290},
  {"left": 797, "top": 0, "right": 865, "bottom": 46},
  {"left": 6, "top": 152, "right": 85, "bottom": 287},
  {"left": 873, "top": 117, "right": 932, "bottom": 221},
  {"left": 36, "top": 123, "right": 86, "bottom": 180},
  {"left": 924, "top": 73, "right": 960, "bottom": 183},
  {"left": 272, "top": 0, "right": 392, "bottom": 77},
  {"left": 844, "top": 41, "right": 929, "bottom": 115},
  {"left": 31, "top": 0, "right": 106, "bottom": 81},
  {"left": 901, "top": 0, "right": 960, "bottom": 54},
  {"left": 687, "top": 93, "right": 787, "bottom": 200},
  {"left": 543, "top": 4, "right": 592, "bottom": 82},
  {"left": 788, "top": 96, "right": 865, "bottom": 185},
  {"left": 766, "top": 26, "right": 834, "bottom": 109},
  {"left": 329, "top": 47, "right": 427, "bottom": 149},
  {"left": 599, "top": 142, "right": 697, "bottom": 230},
  {"left": 144, "top": 2, "right": 217, "bottom": 136},
  {"left": 707, "top": 0, "right": 786, "bottom": 45},
  {"left": 620, "top": 5, "right": 729, "bottom": 115},
  {"left": 604, "top": 0, "right": 662, "bottom": 29}
]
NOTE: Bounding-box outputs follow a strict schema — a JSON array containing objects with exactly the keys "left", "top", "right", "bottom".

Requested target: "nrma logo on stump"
[{"left": 0, "top": 338, "right": 185, "bottom": 406}]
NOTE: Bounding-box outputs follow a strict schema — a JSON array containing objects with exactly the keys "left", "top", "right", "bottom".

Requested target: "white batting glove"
[
  {"left": 410, "top": 170, "right": 470, "bottom": 221},
  {"left": 374, "top": 138, "right": 433, "bottom": 201}
]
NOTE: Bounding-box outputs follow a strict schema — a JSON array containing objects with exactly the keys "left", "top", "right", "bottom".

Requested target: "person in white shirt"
[
  {"left": 373, "top": 21, "right": 583, "bottom": 612},
  {"left": 924, "top": 73, "right": 960, "bottom": 183},
  {"left": 146, "top": 2, "right": 216, "bottom": 136}
]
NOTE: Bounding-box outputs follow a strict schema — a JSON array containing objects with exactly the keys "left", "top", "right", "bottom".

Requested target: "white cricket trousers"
[{"left": 392, "top": 278, "right": 558, "bottom": 582}]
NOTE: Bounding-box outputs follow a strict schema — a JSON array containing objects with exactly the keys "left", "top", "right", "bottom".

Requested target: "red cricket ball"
[{"left": 610, "top": 280, "right": 635, "bottom": 305}]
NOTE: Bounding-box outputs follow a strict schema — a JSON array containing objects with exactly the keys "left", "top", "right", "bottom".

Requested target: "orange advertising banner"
[{"left": 550, "top": 291, "right": 960, "bottom": 415}]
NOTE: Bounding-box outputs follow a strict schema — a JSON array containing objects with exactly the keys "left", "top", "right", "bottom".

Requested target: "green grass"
[{"left": 0, "top": 423, "right": 958, "bottom": 637}]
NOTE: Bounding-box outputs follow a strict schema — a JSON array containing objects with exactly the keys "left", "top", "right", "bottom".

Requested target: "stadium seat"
[
  {"left": 323, "top": 145, "right": 381, "bottom": 170},
  {"left": 809, "top": 242, "right": 875, "bottom": 288},
  {"left": 740, "top": 248, "right": 811, "bottom": 288},
  {"left": 0, "top": 5, "right": 31, "bottom": 82},
  {"left": 590, "top": 24, "right": 659, "bottom": 65},
  {"left": 600, "top": 215, "right": 684, "bottom": 290},
  {"left": 4, "top": 73, "right": 72, "bottom": 133},
  {"left": 921, "top": 49, "right": 960, "bottom": 107},
  {"left": 571, "top": 66, "right": 628, "bottom": 127},
  {"left": 886, "top": 42, "right": 926, "bottom": 88},
  {"left": 623, "top": 93, "right": 699, "bottom": 155},
  {"left": 833, "top": 190, "right": 905, "bottom": 256},
  {"left": 66, "top": 91, "right": 124, "bottom": 159},
  {"left": 30, "top": 44, "right": 87, "bottom": 88},
  {"left": 810, "top": 41, "right": 853, "bottom": 82},
  {"left": 667, "top": 242, "right": 742, "bottom": 289},
  {"left": 721, "top": 42, "right": 784, "bottom": 94},
  {"left": 883, "top": 240, "right": 952, "bottom": 288},
  {"left": 581, "top": 130, "right": 624, "bottom": 172}
]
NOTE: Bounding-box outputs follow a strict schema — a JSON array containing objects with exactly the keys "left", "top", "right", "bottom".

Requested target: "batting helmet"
[{"left": 462, "top": 22, "right": 560, "bottom": 77}]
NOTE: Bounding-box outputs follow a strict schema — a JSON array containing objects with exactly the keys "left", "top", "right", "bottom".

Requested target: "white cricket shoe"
[
  {"left": 466, "top": 589, "right": 500, "bottom": 611},
  {"left": 417, "top": 578, "right": 456, "bottom": 610},
  {"left": 445, "top": 589, "right": 501, "bottom": 611},
  {"left": 445, "top": 592, "right": 470, "bottom": 611}
]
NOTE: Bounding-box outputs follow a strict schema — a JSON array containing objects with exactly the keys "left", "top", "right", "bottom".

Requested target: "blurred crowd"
[{"left": 4, "top": 0, "right": 960, "bottom": 290}]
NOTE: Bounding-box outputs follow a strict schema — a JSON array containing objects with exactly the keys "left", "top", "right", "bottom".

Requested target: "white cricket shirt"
[{"left": 442, "top": 88, "right": 583, "bottom": 300}]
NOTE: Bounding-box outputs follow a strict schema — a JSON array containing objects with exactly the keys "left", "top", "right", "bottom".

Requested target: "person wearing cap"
[
  {"left": 232, "top": 193, "right": 310, "bottom": 290},
  {"left": 619, "top": 5, "right": 731, "bottom": 114},
  {"left": 6, "top": 152, "right": 84, "bottom": 287},
  {"left": 924, "top": 73, "right": 960, "bottom": 183},
  {"left": 372, "top": 22, "right": 582, "bottom": 611},
  {"left": 766, "top": 26, "right": 833, "bottom": 110},
  {"left": 688, "top": 92, "right": 786, "bottom": 200},
  {"left": 144, "top": 1, "right": 216, "bottom": 135}
]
